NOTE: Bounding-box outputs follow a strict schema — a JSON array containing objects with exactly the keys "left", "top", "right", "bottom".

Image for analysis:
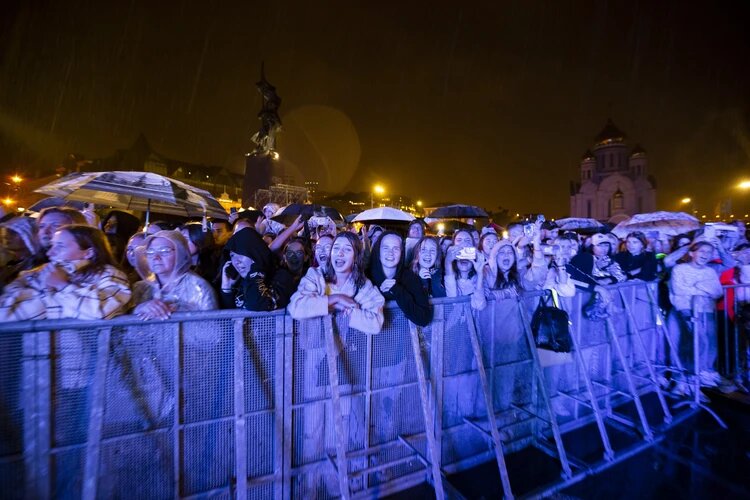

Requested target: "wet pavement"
[{"left": 388, "top": 392, "right": 750, "bottom": 499}]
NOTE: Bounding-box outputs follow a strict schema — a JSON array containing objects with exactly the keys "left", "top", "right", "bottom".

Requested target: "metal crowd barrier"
[{"left": 0, "top": 281, "right": 695, "bottom": 499}]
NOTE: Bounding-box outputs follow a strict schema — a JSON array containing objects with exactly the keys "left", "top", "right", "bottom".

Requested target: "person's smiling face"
[
  {"left": 418, "top": 239, "right": 438, "bottom": 269},
  {"left": 379, "top": 234, "right": 402, "bottom": 271},
  {"left": 331, "top": 236, "right": 355, "bottom": 274}
]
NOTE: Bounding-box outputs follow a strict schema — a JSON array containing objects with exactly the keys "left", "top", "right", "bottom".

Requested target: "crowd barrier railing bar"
[{"left": 0, "top": 281, "right": 701, "bottom": 499}]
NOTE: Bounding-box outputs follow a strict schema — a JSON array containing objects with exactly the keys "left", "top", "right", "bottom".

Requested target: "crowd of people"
[{"left": 0, "top": 203, "right": 749, "bottom": 396}]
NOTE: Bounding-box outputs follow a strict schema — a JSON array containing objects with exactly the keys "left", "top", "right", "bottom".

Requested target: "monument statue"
[{"left": 250, "top": 63, "right": 282, "bottom": 155}]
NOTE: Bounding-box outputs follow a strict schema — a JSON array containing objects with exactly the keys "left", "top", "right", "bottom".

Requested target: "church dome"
[
  {"left": 630, "top": 144, "right": 646, "bottom": 157},
  {"left": 581, "top": 149, "right": 595, "bottom": 161},
  {"left": 594, "top": 119, "right": 627, "bottom": 145}
]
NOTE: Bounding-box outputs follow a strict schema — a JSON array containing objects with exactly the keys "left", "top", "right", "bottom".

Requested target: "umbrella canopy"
[
  {"left": 271, "top": 203, "right": 343, "bottom": 225},
  {"left": 611, "top": 211, "right": 700, "bottom": 238},
  {"left": 352, "top": 207, "right": 415, "bottom": 224},
  {"left": 427, "top": 204, "right": 488, "bottom": 219},
  {"left": 28, "top": 197, "right": 87, "bottom": 212},
  {"left": 555, "top": 217, "right": 604, "bottom": 231},
  {"left": 35, "top": 171, "right": 227, "bottom": 221}
]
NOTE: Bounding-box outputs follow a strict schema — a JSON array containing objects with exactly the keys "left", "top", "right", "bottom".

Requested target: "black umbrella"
[
  {"left": 271, "top": 203, "right": 344, "bottom": 225},
  {"left": 428, "top": 204, "right": 488, "bottom": 219}
]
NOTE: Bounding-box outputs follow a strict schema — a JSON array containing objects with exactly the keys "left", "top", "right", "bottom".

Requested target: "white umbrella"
[
  {"left": 612, "top": 211, "right": 700, "bottom": 238},
  {"left": 35, "top": 171, "right": 227, "bottom": 224},
  {"left": 555, "top": 217, "right": 604, "bottom": 231},
  {"left": 352, "top": 207, "right": 415, "bottom": 224}
]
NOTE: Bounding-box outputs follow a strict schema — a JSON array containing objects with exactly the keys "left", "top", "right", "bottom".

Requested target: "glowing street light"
[
  {"left": 2, "top": 197, "right": 14, "bottom": 206},
  {"left": 371, "top": 184, "right": 385, "bottom": 208},
  {"left": 680, "top": 197, "right": 692, "bottom": 205},
  {"left": 11, "top": 175, "right": 22, "bottom": 184},
  {"left": 738, "top": 180, "right": 750, "bottom": 190}
]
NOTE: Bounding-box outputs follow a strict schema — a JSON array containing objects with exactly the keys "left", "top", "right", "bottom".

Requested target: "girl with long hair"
[
  {"left": 0, "top": 224, "right": 131, "bottom": 321},
  {"left": 410, "top": 236, "right": 446, "bottom": 298},
  {"left": 289, "top": 231, "right": 384, "bottom": 333}
]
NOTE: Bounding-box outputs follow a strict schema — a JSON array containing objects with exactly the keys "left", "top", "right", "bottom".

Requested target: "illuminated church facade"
[{"left": 569, "top": 119, "right": 656, "bottom": 222}]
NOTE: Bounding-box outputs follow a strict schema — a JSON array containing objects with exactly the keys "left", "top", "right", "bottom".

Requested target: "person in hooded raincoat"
[
  {"left": 132, "top": 230, "right": 218, "bottom": 319},
  {"left": 219, "top": 227, "right": 295, "bottom": 311}
]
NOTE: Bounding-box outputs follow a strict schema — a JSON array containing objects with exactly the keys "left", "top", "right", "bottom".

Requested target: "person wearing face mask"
[
  {"left": 368, "top": 231, "right": 432, "bottom": 327},
  {"left": 219, "top": 227, "right": 295, "bottom": 311},
  {"left": 0, "top": 224, "right": 131, "bottom": 321},
  {"left": 668, "top": 241, "right": 724, "bottom": 393},
  {"left": 410, "top": 236, "right": 447, "bottom": 298},
  {"left": 281, "top": 238, "right": 311, "bottom": 287},
  {"left": 614, "top": 231, "right": 658, "bottom": 281},
  {"left": 132, "top": 230, "right": 218, "bottom": 320}
]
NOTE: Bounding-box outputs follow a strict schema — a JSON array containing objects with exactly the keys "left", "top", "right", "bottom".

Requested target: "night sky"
[{"left": 1, "top": 1, "right": 749, "bottom": 217}]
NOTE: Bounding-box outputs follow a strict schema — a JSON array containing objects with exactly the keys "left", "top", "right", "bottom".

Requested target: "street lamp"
[
  {"left": 11, "top": 175, "right": 22, "bottom": 185},
  {"left": 371, "top": 184, "right": 385, "bottom": 208},
  {"left": 680, "top": 197, "right": 691, "bottom": 205},
  {"left": 738, "top": 181, "right": 750, "bottom": 190}
]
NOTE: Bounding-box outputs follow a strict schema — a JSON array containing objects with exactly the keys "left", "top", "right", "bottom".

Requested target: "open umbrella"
[
  {"left": 28, "top": 197, "right": 87, "bottom": 212},
  {"left": 352, "top": 207, "right": 415, "bottom": 225},
  {"left": 611, "top": 211, "right": 700, "bottom": 238},
  {"left": 35, "top": 171, "right": 227, "bottom": 224},
  {"left": 427, "top": 204, "right": 488, "bottom": 219},
  {"left": 271, "top": 203, "right": 343, "bottom": 225},
  {"left": 555, "top": 217, "right": 604, "bottom": 231}
]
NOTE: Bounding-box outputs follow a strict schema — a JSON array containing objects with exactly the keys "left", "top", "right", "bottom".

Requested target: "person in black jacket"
[
  {"left": 614, "top": 231, "right": 658, "bottom": 281},
  {"left": 218, "top": 227, "right": 295, "bottom": 311},
  {"left": 368, "top": 231, "right": 432, "bottom": 326}
]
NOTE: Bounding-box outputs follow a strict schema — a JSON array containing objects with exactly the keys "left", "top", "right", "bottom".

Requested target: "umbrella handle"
[{"left": 144, "top": 199, "right": 151, "bottom": 231}]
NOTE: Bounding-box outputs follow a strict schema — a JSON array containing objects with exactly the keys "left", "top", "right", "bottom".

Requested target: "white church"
[{"left": 569, "top": 119, "right": 656, "bottom": 223}]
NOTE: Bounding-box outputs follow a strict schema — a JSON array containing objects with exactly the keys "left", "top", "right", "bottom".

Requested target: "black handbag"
[{"left": 531, "top": 290, "right": 573, "bottom": 353}]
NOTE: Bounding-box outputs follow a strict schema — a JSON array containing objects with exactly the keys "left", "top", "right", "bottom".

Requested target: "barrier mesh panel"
[
  {"left": 0, "top": 330, "right": 23, "bottom": 496},
  {"left": 183, "top": 319, "right": 234, "bottom": 424},
  {"left": 104, "top": 324, "right": 176, "bottom": 438},
  {"left": 0, "top": 460, "right": 23, "bottom": 500},
  {"left": 0, "top": 331, "right": 22, "bottom": 457},
  {"left": 244, "top": 316, "right": 277, "bottom": 413},
  {"left": 182, "top": 421, "right": 234, "bottom": 495},
  {"left": 98, "top": 431, "right": 174, "bottom": 498},
  {"left": 5, "top": 283, "right": 683, "bottom": 498},
  {"left": 246, "top": 412, "right": 275, "bottom": 478},
  {"left": 53, "top": 328, "right": 99, "bottom": 447},
  {"left": 52, "top": 447, "right": 84, "bottom": 498}
]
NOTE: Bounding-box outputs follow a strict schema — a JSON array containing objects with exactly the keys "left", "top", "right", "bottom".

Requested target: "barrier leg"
[
  {"left": 516, "top": 302, "right": 574, "bottom": 477},
  {"left": 407, "top": 322, "right": 445, "bottom": 500},
  {"left": 604, "top": 318, "right": 653, "bottom": 441},
  {"left": 82, "top": 328, "right": 112, "bottom": 500},
  {"left": 322, "top": 316, "right": 351, "bottom": 500},
  {"left": 560, "top": 301, "right": 614, "bottom": 461},
  {"left": 464, "top": 304, "right": 514, "bottom": 499},
  {"left": 233, "top": 319, "right": 248, "bottom": 500},
  {"left": 618, "top": 288, "right": 672, "bottom": 424}
]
